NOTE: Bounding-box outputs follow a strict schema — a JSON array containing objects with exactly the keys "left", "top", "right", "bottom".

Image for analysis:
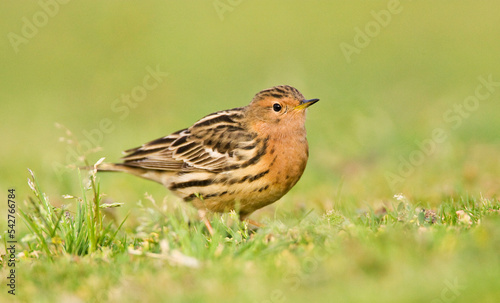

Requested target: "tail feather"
[
  {"left": 96, "top": 162, "right": 168, "bottom": 186},
  {"left": 95, "top": 162, "right": 129, "bottom": 172}
]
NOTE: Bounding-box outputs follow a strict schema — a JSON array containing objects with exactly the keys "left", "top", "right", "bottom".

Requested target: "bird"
[{"left": 97, "top": 85, "right": 318, "bottom": 221}]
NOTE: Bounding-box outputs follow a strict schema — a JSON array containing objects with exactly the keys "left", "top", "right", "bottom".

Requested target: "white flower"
[
  {"left": 456, "top": 210, "right": 472, "bottom": 226},
  {"left": 394, "top": 193, "right": 405, "bottom": 201}
]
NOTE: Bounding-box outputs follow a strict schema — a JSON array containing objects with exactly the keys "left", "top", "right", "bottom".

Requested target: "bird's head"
[{"left": 246, "top": 85, "right": 319, "bottom": 135}]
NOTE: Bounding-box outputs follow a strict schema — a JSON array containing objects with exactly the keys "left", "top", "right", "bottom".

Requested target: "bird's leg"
[
  {"left": 239, "top": 212, "right": 265, "bottom": 228},
  {"left": 198, "top": 209, "right": 214, "bottom": 235},
  {"left": 243, "top": 218, "right": 265, "bottom": 229}
]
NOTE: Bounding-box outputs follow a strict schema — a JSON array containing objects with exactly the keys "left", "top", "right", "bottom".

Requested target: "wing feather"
[{"left": 121, "top": 108, "right": 258, "bottom": 172}]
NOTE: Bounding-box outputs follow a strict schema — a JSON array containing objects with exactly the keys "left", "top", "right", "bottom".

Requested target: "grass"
[
  {"left": 1, "top": 165, "right": 499, "bottom": 302},
  {"left": 1, "top": 1, "right": 500, "bottom": 302},
  {"left": 18, "top": 166, "right": 127, "bottom": 259}
]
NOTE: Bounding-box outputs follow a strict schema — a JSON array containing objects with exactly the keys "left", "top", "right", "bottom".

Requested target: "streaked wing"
[{"left": 121, "top": 108, "right": 259, "bottom": 172}]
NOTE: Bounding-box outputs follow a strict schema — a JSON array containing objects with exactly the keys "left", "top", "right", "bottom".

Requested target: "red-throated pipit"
[{"left": 98, "top": 85, "right": 318, "bottom": 221}]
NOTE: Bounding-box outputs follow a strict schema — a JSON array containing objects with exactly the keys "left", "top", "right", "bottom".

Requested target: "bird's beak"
[{"left": 294, "top": 98, "right": 319, "bottom": 111}]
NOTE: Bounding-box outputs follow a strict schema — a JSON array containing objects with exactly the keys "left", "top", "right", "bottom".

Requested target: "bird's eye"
[{"left": 273, "top": 103, "right": 282, "bottom": 112}]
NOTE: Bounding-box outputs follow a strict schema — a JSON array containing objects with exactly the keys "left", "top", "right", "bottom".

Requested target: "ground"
[{"left": 1, "top": 1, "right": 500, "bottom": 302}]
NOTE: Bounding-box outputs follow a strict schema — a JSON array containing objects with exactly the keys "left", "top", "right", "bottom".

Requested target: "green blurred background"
[{"left": 1, "top": 0, "right": 499, "bottom": 222}]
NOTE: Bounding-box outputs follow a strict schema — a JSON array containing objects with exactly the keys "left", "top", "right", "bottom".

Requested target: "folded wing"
[{"left": 121, "top": 107, "right": 259, "bottom": 173}]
